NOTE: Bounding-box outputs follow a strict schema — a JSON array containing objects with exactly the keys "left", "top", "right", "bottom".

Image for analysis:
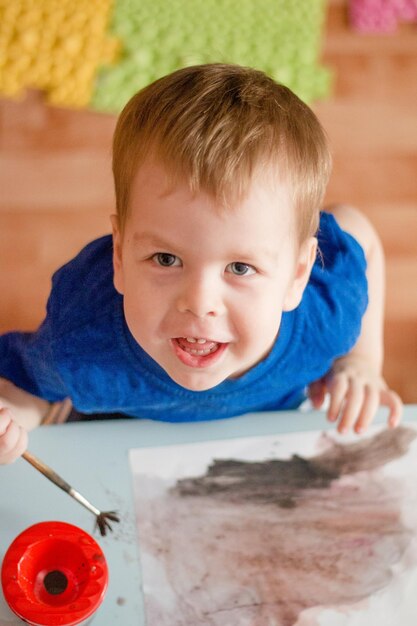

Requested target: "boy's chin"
[{"left": 167, "top": 370, "right": 228, "bottom": 392}]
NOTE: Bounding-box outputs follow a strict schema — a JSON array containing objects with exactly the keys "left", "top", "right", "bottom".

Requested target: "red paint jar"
[{"left": 1, "top": 521, "right": 108, "bottom": 626}]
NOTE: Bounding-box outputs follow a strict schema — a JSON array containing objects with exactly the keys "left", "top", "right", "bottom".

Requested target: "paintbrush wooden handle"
[
  {"left": 22, "top": 450, "right": 101, "bottom": 517},
  {"left": 22, "top": 450, "right": 119, "bottom": 535},
  {"left": 22, "top": 450, "right": 72, "bottom": 494}
]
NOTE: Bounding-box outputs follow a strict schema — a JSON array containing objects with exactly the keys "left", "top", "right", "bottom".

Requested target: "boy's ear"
[
  {"left": 110, "top": 214, "right": 124, "bottom": 295},
  {"left": 283, "top": 236, "right": 317, "bottom": 311}
]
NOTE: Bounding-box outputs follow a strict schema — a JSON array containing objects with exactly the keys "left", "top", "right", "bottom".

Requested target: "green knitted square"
[{"left": 92, "top": 0, "right": 331, "bottom": 112}]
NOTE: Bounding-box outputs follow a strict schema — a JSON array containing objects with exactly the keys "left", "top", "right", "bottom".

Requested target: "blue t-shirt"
[{"left": 0, "top": 212, "right": 367, "bottom": 422}]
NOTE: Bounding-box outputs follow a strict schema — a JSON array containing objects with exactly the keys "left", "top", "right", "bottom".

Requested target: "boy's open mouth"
[
  {"left": 176, "top": 337, "right": 219, "bottom": 355},
  {"left": 171, "top": 337, "right": 227, "bottom": 368}
]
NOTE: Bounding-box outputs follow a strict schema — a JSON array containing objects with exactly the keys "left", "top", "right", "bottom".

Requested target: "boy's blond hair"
[{"left": 112, "top": 63, "right": 332, "bottom": 242}]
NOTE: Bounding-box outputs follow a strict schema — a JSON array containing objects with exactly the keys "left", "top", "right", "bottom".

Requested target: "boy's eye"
[
  {"left": 226, "top": 262, "right": 256, "bottom": 276},
  {"left": 153, "top": 253, "right": 181, "bottom": 267}
]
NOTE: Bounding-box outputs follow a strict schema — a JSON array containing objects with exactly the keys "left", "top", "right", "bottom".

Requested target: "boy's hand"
[
  {"left": 0, "top": 405, "right": 28, "bottom": 464},
  {"left": 308, "top": 355, "right": 403, "bottom": 434}
]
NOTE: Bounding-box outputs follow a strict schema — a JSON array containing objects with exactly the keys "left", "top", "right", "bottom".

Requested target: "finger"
[
  {"left": 380, "top": 389, "right": 403, "bottom": 428},
  {"left": 0, "top": 414, "right": 28, "bottom": 464},
  {"left": 1, "top": 428, "right": 28, "bottom": 464},
  {"left": 308, "top": 380, "right": 326, "bottom": 408},
  {"left": 0, "top": 418, "right": 20, "bottom": 454},
  {"left": 337, "top": 379, "right": 365, "bottom": 434},
  {"left": 353, "top": 386, "right": 380, "bottom": 434},
  {"left": 327, "top": 374, "right": 349, "bottom": 422},
  {"left": 0, "top": 407, "right": 13, "bottom": 434},
  {"left": 0, "top": 427, "right": 27, "bottom": 464}
]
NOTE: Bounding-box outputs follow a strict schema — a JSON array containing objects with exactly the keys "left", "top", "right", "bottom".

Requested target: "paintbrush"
[{"left": 22, "top": 450, "right": 120, "bottom": 536}]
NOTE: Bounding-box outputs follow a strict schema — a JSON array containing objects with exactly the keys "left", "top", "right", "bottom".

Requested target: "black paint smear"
[{"left": 173, "top": 426, "right": 416, "bottom": 508}]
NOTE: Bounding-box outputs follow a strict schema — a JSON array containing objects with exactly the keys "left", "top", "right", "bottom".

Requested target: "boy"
[{"left": 0, "top": 63, "right": 402, "bottom": 464}]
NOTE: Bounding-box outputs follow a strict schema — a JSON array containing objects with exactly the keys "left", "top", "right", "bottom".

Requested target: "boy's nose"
[{"left": 176, "top": 274, "right": 225, "bottom": 318}]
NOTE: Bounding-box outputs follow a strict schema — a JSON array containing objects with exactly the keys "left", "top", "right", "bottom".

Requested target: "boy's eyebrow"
[{"left": 132, "top": 232, "right": 175, "bottom": 250}]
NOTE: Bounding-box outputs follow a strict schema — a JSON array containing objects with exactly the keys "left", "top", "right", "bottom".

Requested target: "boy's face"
[{"left": 112, "top": 159, "right": 316, "bottom": 391}]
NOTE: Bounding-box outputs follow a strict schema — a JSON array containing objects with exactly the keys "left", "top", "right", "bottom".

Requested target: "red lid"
[{"left": 1, "top": 521, "right": 108, "bottom": 626}]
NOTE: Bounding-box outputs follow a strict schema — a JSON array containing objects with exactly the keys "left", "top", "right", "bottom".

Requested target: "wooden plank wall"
[
  {"left": 0, "top": 0, "right": 416, "bottom": 402},
  {"left": 315, "top": 2, "right": 417, "bottom": 402}
]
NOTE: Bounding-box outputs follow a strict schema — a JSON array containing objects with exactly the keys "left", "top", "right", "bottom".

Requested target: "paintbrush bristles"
[{"left": 95, "top": 511, "right": 120, "bottom": 536}]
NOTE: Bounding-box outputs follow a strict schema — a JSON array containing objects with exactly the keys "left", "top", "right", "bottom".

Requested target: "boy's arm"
[
  {"left": 308, "top": 205, "right": 403, "bottom": 434},
  {"left": 0, "top": 377, "right": 49, "bottom": 464}
]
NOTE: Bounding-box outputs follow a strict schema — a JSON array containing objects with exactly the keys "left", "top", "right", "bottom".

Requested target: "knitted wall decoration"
[
  {"left": 349, "top": 0, "right": 417, "bottom": 32},
  {"left": 0, "top": 0, "right": 330, "bottom": 111}
]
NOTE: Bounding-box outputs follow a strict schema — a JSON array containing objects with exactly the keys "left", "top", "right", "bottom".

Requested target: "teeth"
[
  {"left": 177, "top": 338, "right": 219, "bottom": 356},
  {"left": 184, "top": 337, "right": 208, "bottom": 344},
  {"left": 188, "top": 348, "right": 214, "bottom": 355}
]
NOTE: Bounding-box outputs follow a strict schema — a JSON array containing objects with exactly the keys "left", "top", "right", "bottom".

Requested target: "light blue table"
[{"left": 1, "top": 406, "right": 416, "bottom": 625}]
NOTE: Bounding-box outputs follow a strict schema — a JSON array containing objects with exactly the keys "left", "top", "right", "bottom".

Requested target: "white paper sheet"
[{"left": 130, "top": 425, "right": 417, "bottom": 625}]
